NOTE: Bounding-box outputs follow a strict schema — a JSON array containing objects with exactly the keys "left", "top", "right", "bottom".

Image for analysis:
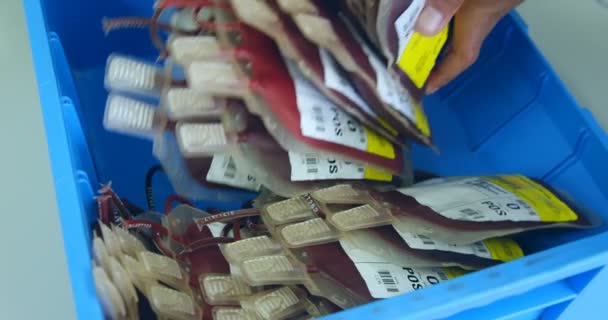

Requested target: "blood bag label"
[
  {"left": 285, "top": 58, "right": 396, "bottom": 159},
  {"left": 400, "top": 176, "right": 578, "bottom": 222},
  {"left": 340, "top": 237, "right": 465, "bottom": 298},
  {"left": 395, "top": 231, "right": 524, "bottom": 262},
  {"left": 394, "top": 0, "right": 425, "bottom": 62},
  {"left": 393, "top": 0, "right": 448, "bottom": 88},
  {"left": 206, "top": 154, "right": 261, "bottom": 191},
  {"left": 365, "top": 47, "right": 416, "bottom": 121},
  {"left": 341, "top": 14, "right": 431, "bottom": 138},
  {"left": 398, "top": 27, "right": 449, "bottom": 88},
  {"left": 319, "top": 48, "right": 376, "bottom": 118},
  {"left": 354, "top": 263, "right": 462, "bottom": 298},
  {"left": 288, "top": 152, "right": 392, "bottom": 181}
]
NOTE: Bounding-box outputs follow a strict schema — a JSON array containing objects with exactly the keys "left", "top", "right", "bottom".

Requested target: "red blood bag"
[
  {"left": 204, "top": 9, "right": 408, "bottom": 176},
  {"left": 293, "top": 242, "right": 375, "bottom": 303},
  {"left": 142, "top": 205, "right": 234, "bottom": 320},
  {"left": 222, "top": 239, "right": 371, "bottom": 309},
  {"left": 154, "top": 2, "right": 413, "bottom": 186},
  {"left": 166, "top": 207, "right": 312, "bottom": 319},
  {"left": 228, "top": 0, "right": 402, "bottom": 144},
  {"left": 275, "top": 0, "right": 432, "bottom": 146},
  {"left": 308, "top": 177, "right": 598, "bottom": 245},
  {"left": 339, "top": 226, "right": 514, "bottom": 270},
  {"left": 176, "top": 102, "right": 379, "bottom": 197},
  {"left": 338, "top": 0, "right": 451, "bottom": 92},
  {"left": 260, "top": 194, "right": 523, "bottom": 269}
]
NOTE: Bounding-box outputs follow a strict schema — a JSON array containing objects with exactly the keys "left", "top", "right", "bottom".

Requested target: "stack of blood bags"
[
  {"left": 92, "top": 1, "right": 601, "bottom": 319},
  {"left": 100, "top": 0, "right": 449, "bottom": 200},
  {"left": 93, "top": 185, "right": 344, "bottom": 320},
  {"left": 92, "top": 173, "right": 598, "bottom": 319}
]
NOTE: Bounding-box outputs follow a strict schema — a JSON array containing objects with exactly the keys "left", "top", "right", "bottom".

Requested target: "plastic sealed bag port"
[{"left": 102, "top": 92, "right": 261, "bottom": 197}]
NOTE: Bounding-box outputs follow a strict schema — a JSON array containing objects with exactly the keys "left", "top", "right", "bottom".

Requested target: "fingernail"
[{"left": 417, "top": 6, "right": 444, "bottom": 35}]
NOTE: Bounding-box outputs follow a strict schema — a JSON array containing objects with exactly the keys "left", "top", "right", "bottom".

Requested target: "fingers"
[
  {"left": 425, "top": 0, "right": 522, "bottom": 94},
  {"left": 425, "top": 50, "right": 478, "bottom": 94},
  {"left": 425, "top": 15, "right": 485, "bottom": 94},
  {"left": 415, "top": 0, "right": 465, "bottom": 36}
]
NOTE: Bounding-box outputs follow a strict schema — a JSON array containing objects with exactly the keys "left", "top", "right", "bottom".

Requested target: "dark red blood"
[
  {"left": 301, "top": 242, "right": 374, "bottom": 302},
  {"left": 177, "top": 224, "right": 231, "bottom": 320},
  {"left": 97, "top": 195, "right": 113, "bottom": 225}
]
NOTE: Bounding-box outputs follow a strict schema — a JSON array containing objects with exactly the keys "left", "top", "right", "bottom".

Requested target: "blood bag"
[
  {"left": 194, "top": 4, "right": 412, "bottom": 178},
  {"left": 277, "top": 0, "right": 432, "bottom": 146},
  {"left": 223, "top": 234, "right": 370, "bottom": 309},
  {"left": 228, "top": 0, "right": 401, "bottom": 144},
  {"left": 307, "top": 176, "right": 598, "bottom": 245}
]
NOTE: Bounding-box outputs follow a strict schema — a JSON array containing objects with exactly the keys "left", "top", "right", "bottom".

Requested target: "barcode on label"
[
  {"left": 307, "top": 167, "right": 319, "bottom": 174},
  {"left": 418, "top": 234, "right": 435, "bottom": 246},
  {"left": 312, "top": 105, "right": 325, "bottom": 132},
  {"left": 224, "top": 157, "right": 237, "bottom": 179},
  {"left": 305, "top": 156, "right": 318, "bottom": 165},
  {"left": 460, "top": 208, "right": 485, "bottom": 220},
  {"left": 304, "top": 155, "right": 319, "bottom": 174},
  {"left": 378, "top": 271, "right": 399, "bottom": 293}
]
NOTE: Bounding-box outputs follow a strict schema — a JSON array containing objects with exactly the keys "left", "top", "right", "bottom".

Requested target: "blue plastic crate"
[{"left": 23, "top": 0, "right": 608, "bottom": 319}]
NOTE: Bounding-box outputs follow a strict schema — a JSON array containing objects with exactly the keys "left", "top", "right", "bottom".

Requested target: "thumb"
[{"left": 415, "top": 0, "right": 465, "bottom": 36}]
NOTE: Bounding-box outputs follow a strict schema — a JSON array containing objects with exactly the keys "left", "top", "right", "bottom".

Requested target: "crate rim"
[{"left": 21, "top": 0, "right": 608, "bottom": 319}]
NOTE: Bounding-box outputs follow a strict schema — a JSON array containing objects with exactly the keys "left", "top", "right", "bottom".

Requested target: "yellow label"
[
  {"left": 365, "top": 127, "right": 396, "bottom": 159},
  {"left": 413, "top": 101, "right": 431, "bottom": 137},
  {"left": 487, "top": 176, "right": 578, "bottom": 222},
  {"left": 483, "top": 238, "right": 525, "bottom": 262},
  {"left": 443, "top": 268, "right": 469, "bottom": 279},
  {"left": 397, "top": 26, "right": 449, "bottom": 88},
  {"left": 363, "top": 166, "right": 393, "bottom": 182}
]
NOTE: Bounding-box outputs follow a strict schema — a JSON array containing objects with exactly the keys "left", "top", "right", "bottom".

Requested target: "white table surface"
[
  {"left": 0, "top": 1, "right": 76, "bottom": 320},
  {"left": 0, "top": 1, "right": 605, "bottom": 319}
]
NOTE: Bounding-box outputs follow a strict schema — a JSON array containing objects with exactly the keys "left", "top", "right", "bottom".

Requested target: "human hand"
[{"left": 416, "top": 0, "right": 523, "bottom": 94}]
